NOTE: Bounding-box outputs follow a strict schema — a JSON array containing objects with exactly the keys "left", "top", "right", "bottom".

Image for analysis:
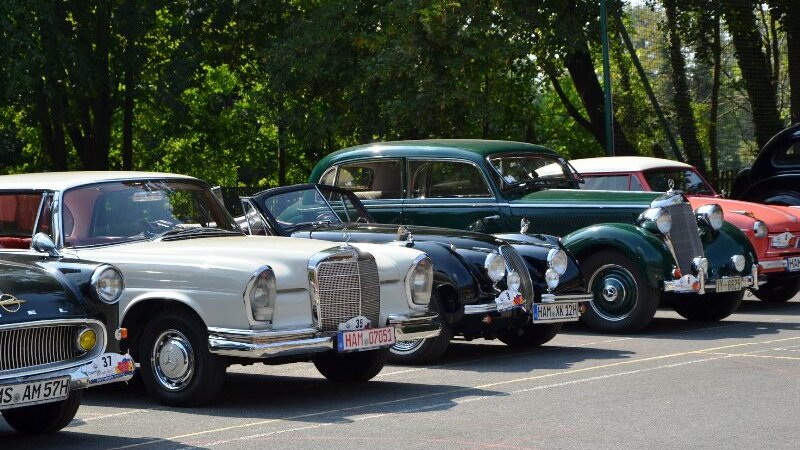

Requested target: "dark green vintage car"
[{"left": 309, "top": 140, "right": 760, "bottom": 333}]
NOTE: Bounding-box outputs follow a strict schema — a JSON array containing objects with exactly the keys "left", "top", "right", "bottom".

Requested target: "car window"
[
  {"left": 260, "top": 188, "right": 342, "bottom": 233},
  {"left": 774, "top": 130, "right": 800, "bottom": 166},
  {"left": 241, "top": 200, "right": 268, "bottom": 235},
  {"left": 580, "top": 175, "right": 631, "bottom": 191},
  {"left": 319, "top": 167, "right": 337, "bottom": 186},
  {"left": 409, "top": 160, "right": 492, "bottom": 198},
  {"left": 323, "top": 190, "right": 371, "bottom": 223},
  {"left": 334, "top": 159, "right": 402, "bottom": 200},
  {"left": 0, "top": 193, "right": 45, "bottom": 249},
  {"left": 643, "top": 169, "right": 715, "bottom": 195},
  {"left": 629, "top": 175, "right": 644, "bottom": 191}
]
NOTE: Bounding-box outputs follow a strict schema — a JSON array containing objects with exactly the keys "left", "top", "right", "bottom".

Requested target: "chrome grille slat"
[
  {"left": 666, "top": 203, "right": 704, "bottom": 274},
  {"left": 314, "top": 256, "right": 381, "bottom": 332},
  {"left": 499, "top": 245, "right": 534, "bottom": 305},
  {"left": 0, "top": 324, "right": 82, "bottom": 373}
]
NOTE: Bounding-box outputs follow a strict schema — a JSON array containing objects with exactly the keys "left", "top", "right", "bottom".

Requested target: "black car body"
[
  {"left": 239, "top": 184, "right": 592, "bottom": 364},
  {"left": 732, "top": 123, "right": 800, "bottom": 206},
  {"left": 0, "top": 238, "right": 134, "bottom": 434}
]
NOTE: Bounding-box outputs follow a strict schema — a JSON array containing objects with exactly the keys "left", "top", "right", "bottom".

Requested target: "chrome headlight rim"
[
  {"left": 547, "top": 248, "right": 569, "bottom": 276},
  {"left": 753, "top": 221, "right": 768, "bottom": 238},
  {"left": 90, "top": 264, "right": 125, "bottom": 304},
  {"left": 75, "top": 326, "right": 98, "bottom": 353},
  {"left": 484, "top": 252, "right": 507, "bottom": 283},
  {"left": 696, "top": 204, "right": 724, "bottom": 231},
  {"left": 731, "top": 255, "right": 746, "bottom": 273},
  {"left": 246, "top": 265, "right": 277, "bottom": 323},
  {"left": 544, "top": 268, "right": 560, "bottom": 290},
  {"left": 406, "top": 254, "right": 434, "bottom": 306},
  {"left": 639, "top": 207, "right": 672, "bottom": 234}
]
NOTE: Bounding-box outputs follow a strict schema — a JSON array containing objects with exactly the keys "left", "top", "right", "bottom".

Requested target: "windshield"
[
  {"left": 487, "top": 154, "right": 579, "bottom": 193},
  {"left": 643, "top": 169, "right": 716, "bottom": 195},
  {"left": 259, "top": 186, "right": 371, "bottom": 234},
  {"left": 62, "top": 180, "right": 240, "bottom": 247}
]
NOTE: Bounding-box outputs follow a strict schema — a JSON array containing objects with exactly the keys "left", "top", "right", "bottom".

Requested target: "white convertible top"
[
  {"left": 569, "top": 156, "right": 694, "bottom": 174},
  {"left": 0, "top": 171, "right": 198, "bottom": 192}
]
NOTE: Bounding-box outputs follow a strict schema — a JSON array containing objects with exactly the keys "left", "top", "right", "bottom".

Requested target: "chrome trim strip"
[
  {"left": 546, "top": 293, "right": 594, "bottom": 303},
  {"left": 759, "top": 259, "right": 788, "bottom": 270},
  {"left": 387, "top": 311, "right": 441, "bottom": 340},
  {"left": 507, "top": 203, "right": 650, "bottom": 209}
]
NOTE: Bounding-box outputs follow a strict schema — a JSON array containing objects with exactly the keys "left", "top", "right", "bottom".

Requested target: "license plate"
[
  {"left": 715, "top": 277, "right": 743, "bottom": 293},
  {"left": 533, "top": 302, "right": 579, "bottom": 322},
  {"left": 787, "top": 257, "right": 800, "bottom": 272},
  {"left": 337, "top": 326, "right": 396, "bottom": 352},
  {"left": 82, "top": 353, "right": 136, "bottom": 385},
  {"left": 0, "top": 376, "right": 70, "bottom": 411}
]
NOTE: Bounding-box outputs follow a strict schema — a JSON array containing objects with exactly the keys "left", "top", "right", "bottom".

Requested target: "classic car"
[
  {"left": 309, "top": 140, "right": 759, "bottom": 333},
  {"left": 237, "top": 183, "right": 592, "bottom": 364},
  {"left": 731, "top": 123, "right": 800, "bottom": 206},
  {"left": 0, "top": 172, "right": 439, "bottom": 407},
  {"left": 567, "top": 156, "right": 800, "bottom": 303},
  {"left": 0, "top": 230, "right": 134, "bottom": 433}
]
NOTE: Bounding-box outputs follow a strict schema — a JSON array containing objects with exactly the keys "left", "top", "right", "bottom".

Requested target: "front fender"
[
  {"left": 703, "top": 222, "right": 758, "bottom": 278},
  {"left": 562, "top": 223, "right": 673, "bottom": 289},
  {"left": 410, "top": 241, "right": 479, "bottom": 302}
]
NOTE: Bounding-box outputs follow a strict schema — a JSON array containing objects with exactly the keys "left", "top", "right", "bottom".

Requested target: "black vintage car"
[
  {"left": 0, "top": 233, "right": 134, "bottom": 434},
  {"left": 732, "top": 123, "right": 800, "bottom": 206},
  {"left": 238, "top": 184, "right": 592, "bottom": 364}
]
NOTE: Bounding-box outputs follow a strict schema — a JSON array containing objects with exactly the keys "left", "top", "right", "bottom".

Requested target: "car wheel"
[
  {"left": 389, "top": 322, "right": 453, "bottom": 365},
  {"left": 672, "top": 291, "right": 744, "bottom": 321},
  {"left": 313, "top": 348, "right": 389, "bottom": 382},
  {"left": 138, "top": 313, "right": 227, "bottom": 407},
  {"left": 1, "top": 391, "right": 81, "bottom": 434},
  {"left": 753, "top": 277, "right": 800, "bottom": 303},
  {"left": 498, "top": 322, "right": 563, "bottom": 347},
  {"left": 581, "top": 250, "right": 660, "bottom": 333}
]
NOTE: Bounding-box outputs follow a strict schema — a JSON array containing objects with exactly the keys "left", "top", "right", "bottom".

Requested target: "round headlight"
[
  {"left": 547, "top": 249, "right": 569, "bottom": 276},
  {"left": 91, "top": 265, "right": 124, "bottom": 304},
  {"left": 408, "top": 255, "right": 433, "bottom": 305},
  {"left": 249, "top": 267, "right": 277, "bottom": 322},
  {"left": 76, "top": 327, "right": 97, "bottom": 353},
  {"left": 640, "top": 207, "right": 672, "bottom": 234},
  {"left": 484, "top": 252, "right": 507, "bottom": 283},
  {"left": 545, "top": 268, "right": 560, "bottom": 290},
  {"left": 507, "top": 271, "right": 522, "bottom": 292},
  {"left": 696, "top": 204, "right": 724, "bottom": 230},
  {"left": 731, "top": 254, "right": 746, "bottom": 273},
  {"left": 753, "top": 221, "right": 768, "bottom": 238}
]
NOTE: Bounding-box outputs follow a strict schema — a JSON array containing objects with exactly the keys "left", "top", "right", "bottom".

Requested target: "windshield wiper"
[
  {"left": 156, "top": 226, "right": 242, "bottom": 240},
  {"left": 283, "top": 220, "right": 336, "bottom": 233}
]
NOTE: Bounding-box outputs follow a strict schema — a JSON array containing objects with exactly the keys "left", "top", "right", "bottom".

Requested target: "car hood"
[
  {"left": 689, "top": 197, "right": 800, "bottom": 232},
  {"left": 298, "top": 223, "right": 515, "bottom": 250},
  {"left": 70, "top": 235, "right": 408, "bottom": 293},
  {"left": 0, "top": 257, "right": 89, "bottom": 325}
]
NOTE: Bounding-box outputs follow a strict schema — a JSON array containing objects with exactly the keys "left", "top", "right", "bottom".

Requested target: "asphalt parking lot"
[{"left": 3, "top": 295, "right": 799, "bottom": 450}]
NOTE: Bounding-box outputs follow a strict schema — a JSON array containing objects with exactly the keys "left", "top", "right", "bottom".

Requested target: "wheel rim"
[
  {"left": 391, "top": 339, "right": 425, "bottom": 354},
  {"left": 151, "top": 329, "right": 195, "bottom": 392},
  {"left": 588, "top": 264, "right": 638, "bottom": 322}
]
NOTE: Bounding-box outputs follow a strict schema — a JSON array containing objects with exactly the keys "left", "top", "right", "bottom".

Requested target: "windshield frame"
[
  {"left": 253, "top": 184, "right": 375, "bottom": 236},
  {"left": 485, "top": 152, "right": 582, "bottom": 193},
  {"left": 57, "top": 178, "right": 240, "bottom": 249}
]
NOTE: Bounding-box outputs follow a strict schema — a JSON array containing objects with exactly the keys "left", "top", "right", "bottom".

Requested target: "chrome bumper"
[
  {"left": 464, "top": 292, "right": 592, "bottom": 314},
  {"left": 0, "top": 353, "right": 135, "bottom": 411},
  {"left": 208, "top": 311, "right": 441, "bottom": 359},
  {"left": 663, "top": 269, "right": 757, "bottom": 294}
]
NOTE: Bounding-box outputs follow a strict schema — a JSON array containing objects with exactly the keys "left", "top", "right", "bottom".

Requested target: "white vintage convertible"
[{"left": 0, "top": 172, "right": 439, "bottom": 406}]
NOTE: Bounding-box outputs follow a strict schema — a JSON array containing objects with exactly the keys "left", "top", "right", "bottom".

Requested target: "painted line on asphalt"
[
  {"left": 107, "top": 335, "right": 800, "bottom": 450},
  {"left": 699, "top": 351, "right": 800, "bottom": 361}
]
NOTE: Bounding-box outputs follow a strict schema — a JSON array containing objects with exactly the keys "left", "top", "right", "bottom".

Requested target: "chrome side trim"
[{"left": 543, "top": 293, "right": 594, "bottom": 303}]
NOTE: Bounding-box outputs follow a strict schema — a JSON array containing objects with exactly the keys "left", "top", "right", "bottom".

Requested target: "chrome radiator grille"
[
  {"left": 666, "top": 203, "right": 704, "bottom": 274},
  {"left": 0, "top": 324, "right": 84, "bottom": 373},
  {"left": 314, "top": 256, "right": 381, "bottom": 332},
  {"left": 499, "top": 245, "right": 534, "bottom": 306}
]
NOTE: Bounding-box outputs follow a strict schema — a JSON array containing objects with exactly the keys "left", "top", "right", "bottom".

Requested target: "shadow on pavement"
[{"left": 0, "top": 430, "right": 202, "bottom": 450}]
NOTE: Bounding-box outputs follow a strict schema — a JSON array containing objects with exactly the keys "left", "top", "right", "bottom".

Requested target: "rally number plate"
[
  {"left": 337, "top": 326, "right": 396, "bottom": 352},
  {"left": 533, "top": 302, "right": 579, "bottom": 322},
  {"left": 0, "top": 376, "right": 70, "bottom": 411},
  {"left": 715, "top": 277, "right": 743, "bottom": 293}
]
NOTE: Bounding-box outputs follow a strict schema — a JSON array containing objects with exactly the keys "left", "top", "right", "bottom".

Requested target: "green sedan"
[{"left": 309, "top": 140, "right": 760, "bottom": 333}]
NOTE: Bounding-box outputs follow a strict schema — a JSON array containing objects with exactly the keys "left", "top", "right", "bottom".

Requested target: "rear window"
[
  {"left": 0, "top": 193, "right": 49, "bottom": 249},
  {"left": 773, "top": 129, "right": 800, "bottom": 167},
  {"left": 334, "top": 159, "right": 403, "bottom": 200}
]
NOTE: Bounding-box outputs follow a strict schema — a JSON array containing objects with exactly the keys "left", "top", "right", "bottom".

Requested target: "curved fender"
[
  {"left": 121, "top": 290, "right": 211, "bottom": 325},
  {"left": 703, "top": 222, "right": 758, "bottom": 278},
  {"left": 409, "top": 241, "right": 479, "bottom": 303},
  {"left": 562, "top": 223, "right": 674, "bottom": 290}
]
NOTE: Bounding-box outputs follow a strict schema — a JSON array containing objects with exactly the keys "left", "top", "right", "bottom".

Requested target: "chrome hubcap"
[
  {"left": 602, "top": 278, "right": 625, "bottom": 303},
  {"left": 152, "top": 330, "right": 194, "bottom": 392},
  {"left": 391, "top": 339, "right": 424, "bottom": 354}
]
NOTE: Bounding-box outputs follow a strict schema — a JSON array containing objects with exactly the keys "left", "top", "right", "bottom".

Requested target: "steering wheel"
[{"left": 139, "top": 219, "right": 177, "bottom": 236}]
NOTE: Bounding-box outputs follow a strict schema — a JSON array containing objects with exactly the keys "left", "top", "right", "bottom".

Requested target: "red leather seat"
[{"left": 0, "top": 237, "right": 32, "bottom": 249}]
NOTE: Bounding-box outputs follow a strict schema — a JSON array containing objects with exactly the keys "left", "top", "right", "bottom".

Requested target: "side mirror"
[{"left": 31, "top": 233, "right": 61, "bottom": 258}]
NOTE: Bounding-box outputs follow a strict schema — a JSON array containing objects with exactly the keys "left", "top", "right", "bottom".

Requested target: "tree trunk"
[
  {"left": 563, "top": 42, "right": 638, "bottom": 156},
  {"left": 664, "top": 0, "right": 707, "bottom": 177},
  {"left": 89, "top": 0, "right": 112, "bottom": 170},
  {"left": 723, "top": 0, "right": 783, "bottom": 148},
  {"left": 782, "top": 3, "right": 800, "bottom": 124},
  {"left": 709, "top": 13, "right": 722, "bottom": 187}
]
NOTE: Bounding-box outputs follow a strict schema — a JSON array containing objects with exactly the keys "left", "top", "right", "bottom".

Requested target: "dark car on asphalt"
[{"left": 237, "top": 183, "right": 592, "bottom": 364}]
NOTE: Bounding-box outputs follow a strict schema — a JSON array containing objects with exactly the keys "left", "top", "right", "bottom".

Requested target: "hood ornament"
[
  {"left": 520, "top": 217, "right": 530, "bottom": 234},
  {"left": 396, "top": 226, "right": 414, "bottom": 246},
  {"left": 0, "top": 293, "right": 26, "bottom": 313},
  {"left": 667, "top": 179, "right": 675, "bottom": 194},
  {"left": 340, "top": 227, "right": 353, "bottom": 248}
]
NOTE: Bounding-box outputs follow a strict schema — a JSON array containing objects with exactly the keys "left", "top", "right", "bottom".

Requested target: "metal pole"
[{"left": 600, "top": 0, "right": 614, "bottom": 156}]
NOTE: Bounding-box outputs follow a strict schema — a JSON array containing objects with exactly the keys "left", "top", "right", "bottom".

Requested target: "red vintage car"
[{"left": 567, "top": 156, "right": 800, "bottom": 303}]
